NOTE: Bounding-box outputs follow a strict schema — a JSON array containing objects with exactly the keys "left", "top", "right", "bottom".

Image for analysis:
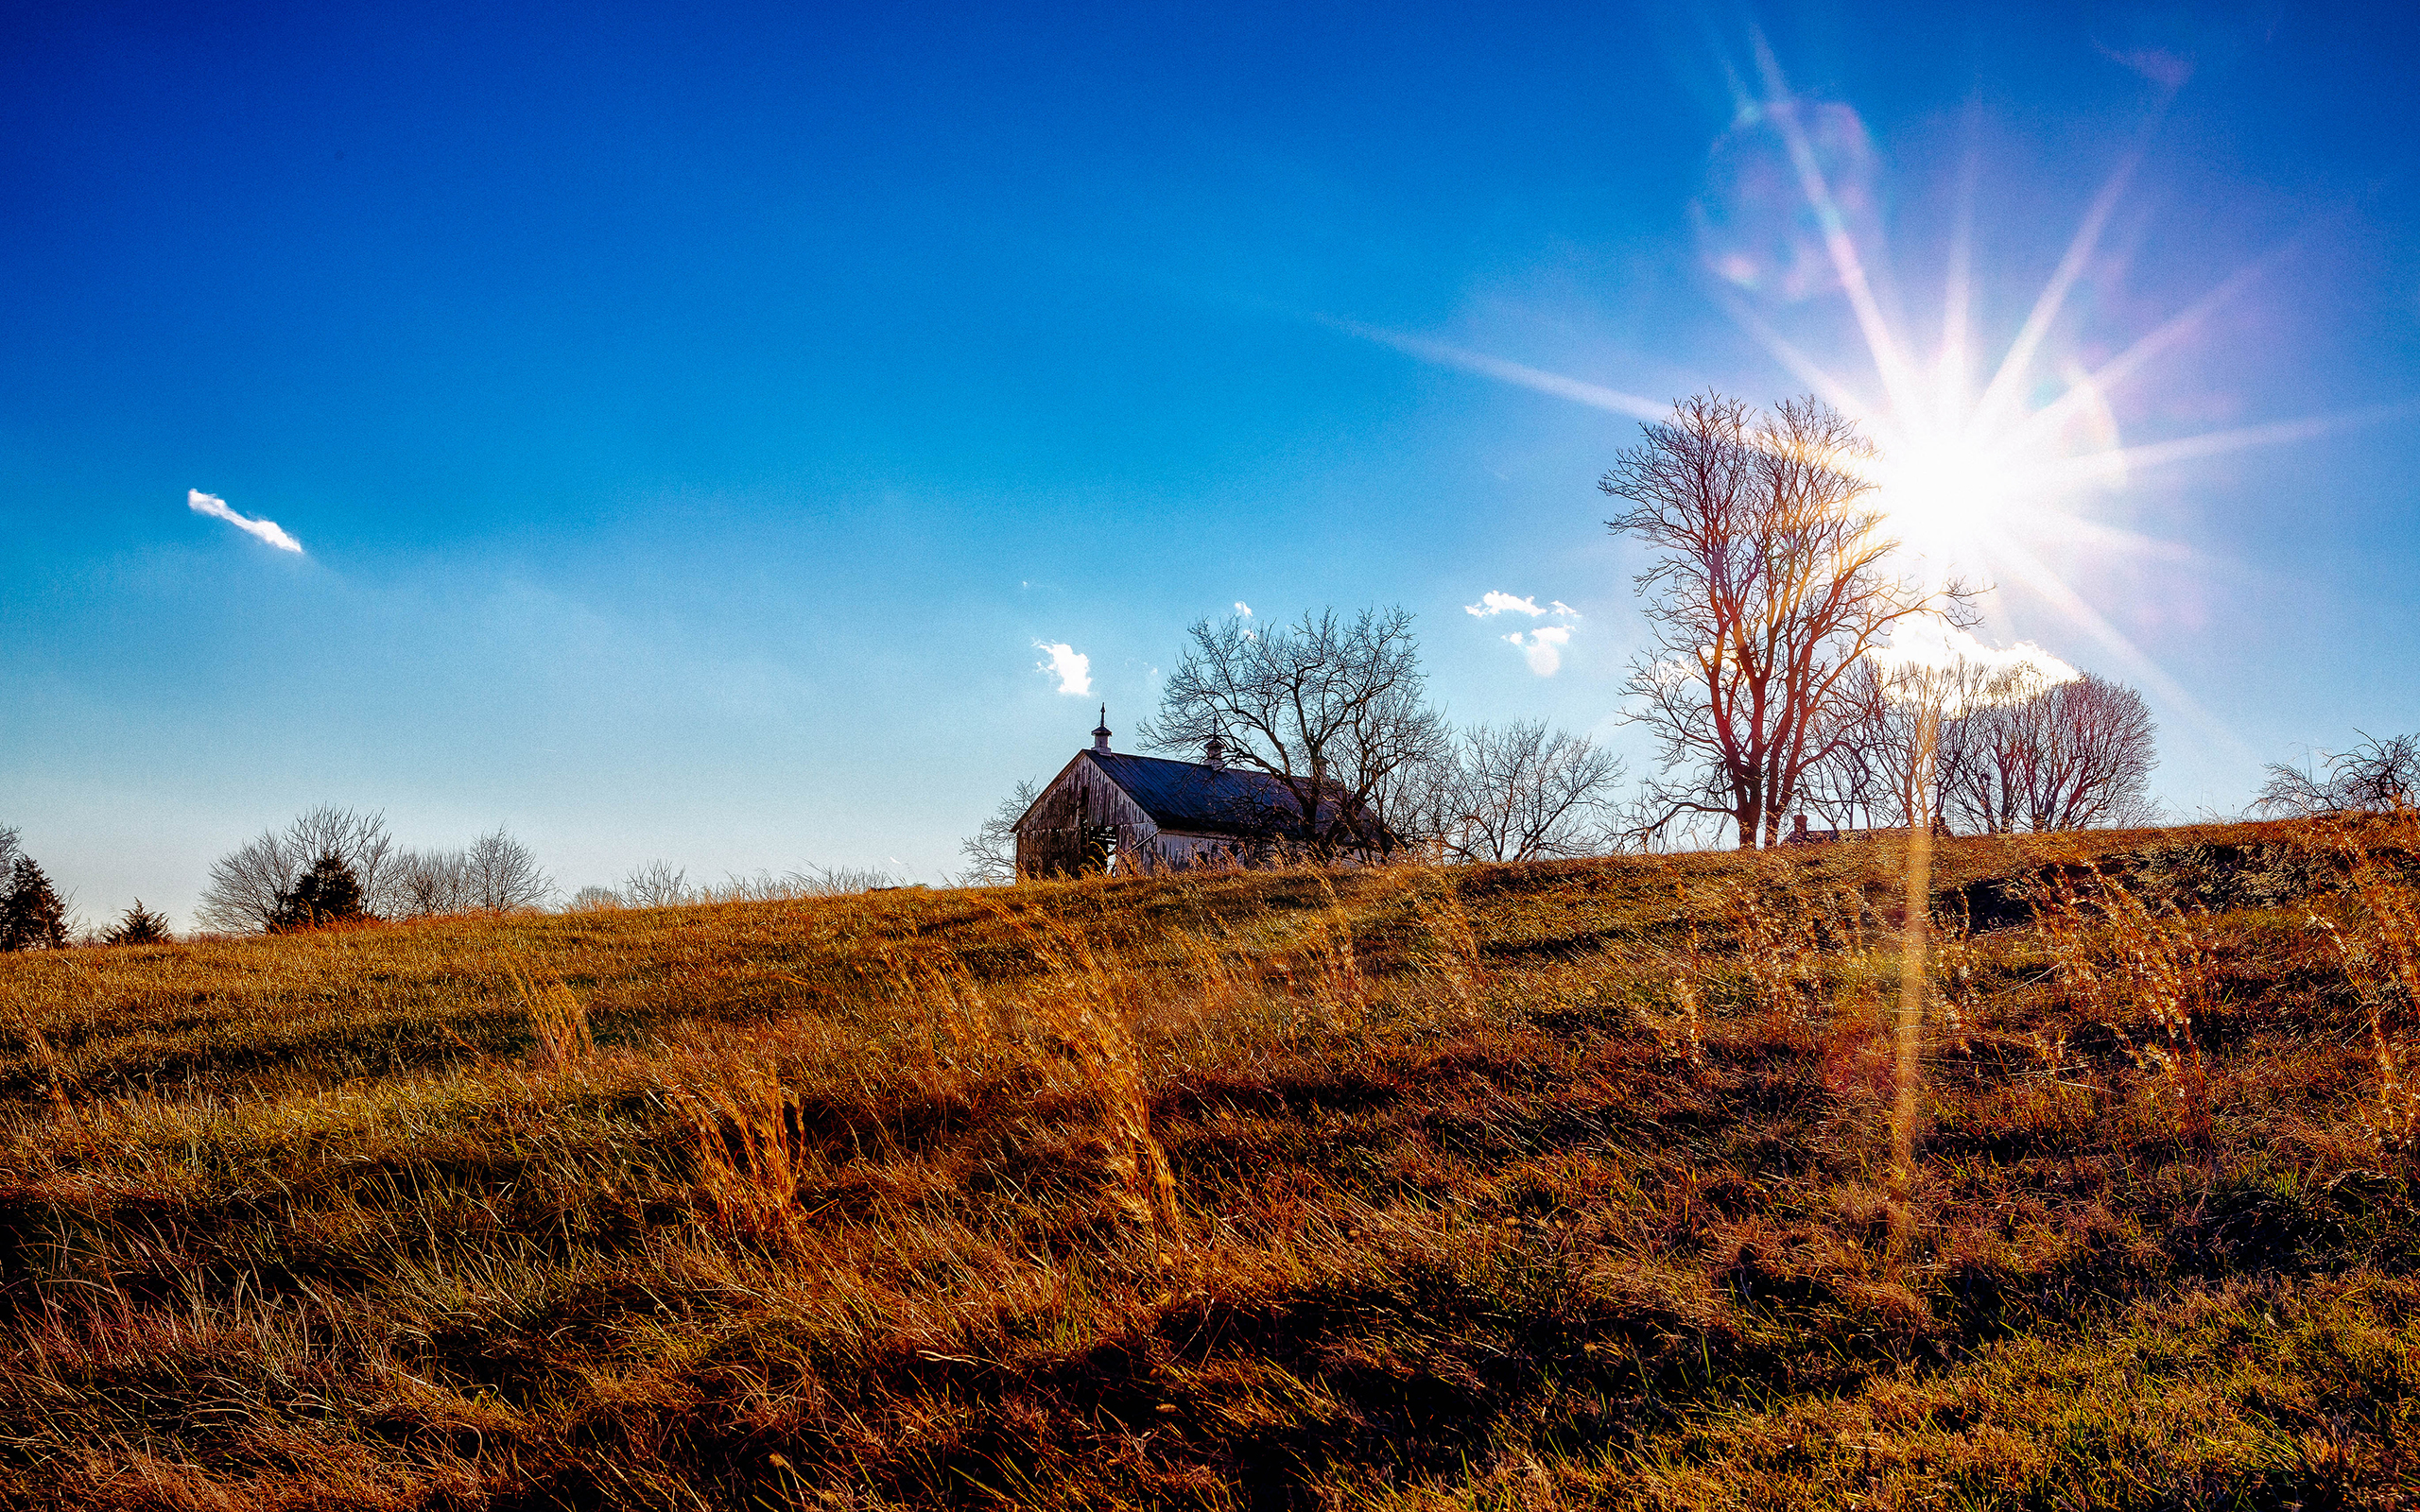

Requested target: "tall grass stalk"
[
  {"left": 510, "top": 967, "right": 593, "bottom": 1072},
  {"left": 670, "top": 1053, "right": 813, "bottom": 1253},
  {"left": 996, "top": 907, "right": 1184, "bottom": 1231},
  {"left": 2039, "top": 865, "right": 2218, "bottom": 1144},
  {"left": 2312, "top": 833, "right": 2420, "bottom": 1153}
]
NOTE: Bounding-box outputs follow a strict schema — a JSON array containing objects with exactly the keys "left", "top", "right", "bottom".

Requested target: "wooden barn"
[{"left": 1012, "top": 711, "right": 1382, "bottom": 878}]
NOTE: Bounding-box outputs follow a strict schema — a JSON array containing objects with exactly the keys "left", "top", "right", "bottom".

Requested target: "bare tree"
[
  {"left": 1805, "top": 658, "right": 2155, "bottom": 835},
  {"left": 1361, "top": 744, "right": 1463, "bottom": 856},
  {"left": 1802, "top": 656, "right": 1979, "bottom": 833},
  {"left": 1602, "top": 393, "right": 1968, "bottom": 849},
  {"left": 196, "top": 833, "right": 297, "bottom": 933},
  {"left": 1935, "top": 670, "right": 2047, "bottom": 834},
  {"left": 959, "top": 779, "right": 1041, "bottom": 885},
  {"left": 1141, "top": 607, "right": 1449, "bottom": 861},
  {"left": 1440, "top": 721, "right": 1626, "bottom": 862},
  {"left": 197, "top": 806, "right": 396, "bottom": 933},
  {"left": 1805, "top": 656, "right": 2029, "bottom": 833},
  {"left": 1800, "top": 659, "right": 1907, "bottom": 831},
  {"left": 462, "top": 828, "right": 553, "bottom": 912},
  {"left": 778, "top": 865, "right": 902, "bottom": 896},
  {"left": 566, "top": 885, "right": 625, "bottom": 911},
  {"left": 2009, "top": 676, "right": 2156, "bottom": 831},
  {"left": 2256, "top": 731, "right": 2420, "bottom": 816},
  {"left": 621, "top": 860, "right": 693, "bottom": 908},
  {"left": 387, "top": 848, "right": 475, "bottom": 918}
]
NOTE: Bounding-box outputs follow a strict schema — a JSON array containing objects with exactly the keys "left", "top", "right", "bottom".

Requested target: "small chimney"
[
  {"left": 1205, "top": 730, "right": 1227, "bottom": 772},
  {"left": 1092, "top": 705, "right": 1112, "bottom": 754}
]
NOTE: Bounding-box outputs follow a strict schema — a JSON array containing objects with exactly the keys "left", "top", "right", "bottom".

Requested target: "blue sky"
[{"left": 6, "top": 0, "right": 2417, "bottom": 924}]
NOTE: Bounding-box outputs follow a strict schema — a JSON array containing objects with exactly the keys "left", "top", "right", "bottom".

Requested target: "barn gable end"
[{"left": 1013, "top": 750, "right": 1166, "bottom": 879}]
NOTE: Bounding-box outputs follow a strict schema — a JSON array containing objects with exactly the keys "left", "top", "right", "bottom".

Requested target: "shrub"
[{"left": 99, "top": 900, "right": 172, "bottom": 946}]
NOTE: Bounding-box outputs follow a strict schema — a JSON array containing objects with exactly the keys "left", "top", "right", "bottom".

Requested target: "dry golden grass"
[{"left": 3, "top": 824, "right": 2420, "bottom": 1509}]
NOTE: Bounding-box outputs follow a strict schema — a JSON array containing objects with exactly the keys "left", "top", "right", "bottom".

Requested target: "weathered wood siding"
[{"left": 1014, "top": 757, "right": 1165, "bottom": 879}]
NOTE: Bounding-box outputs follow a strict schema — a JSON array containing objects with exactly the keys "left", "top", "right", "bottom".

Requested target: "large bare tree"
[
  {"left": 1602, "top": 393, "right": 1968, "bottom": 849},
  {"left": 2015, "top": 676, "right": 2157, "bottom": 830},
  {"left": 1142, "top": 607, "right": 1448, "bottom": 861}
]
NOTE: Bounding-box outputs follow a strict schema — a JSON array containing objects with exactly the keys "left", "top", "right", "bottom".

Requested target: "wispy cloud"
[
  {"left": 1234, "top": 601, "right": 1252, "bottom": 617},
  {"left": 188, "top": 490, "right": 302, "bottom": 553},
  {"left": 1033, "top": 641, "right": 1093, "bottom": 696},
  {"left": 1322, "top": 318, "right": 1668, "bottom": 420},
  {"left": 1504, "top": 626, "right": 1572, "bottom": 677}
]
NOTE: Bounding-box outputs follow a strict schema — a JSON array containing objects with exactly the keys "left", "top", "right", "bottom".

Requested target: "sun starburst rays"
[{"left": 1327, "top": 46, "right": 2398, "bottom": 766}]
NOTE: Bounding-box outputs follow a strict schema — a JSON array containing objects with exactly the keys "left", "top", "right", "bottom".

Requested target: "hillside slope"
[{"left": 5, "top": 821, "right": 2419, "bottom": 1509}]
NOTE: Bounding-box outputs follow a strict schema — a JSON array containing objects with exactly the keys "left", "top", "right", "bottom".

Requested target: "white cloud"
[
  {"left": 1465, "top": 591, "right": 1580, "bottom": 620},
  {"left": 1472, "top": 591, "right": 1579, "bottom": 673},
  {"left": 1234, "top": 601, "right": 1252, "bottom": 617},
  {"left": 1866, "top": 622, "right": 2081, "bottom": 711},
  {"left": 1869, "top": 622, "right": 2078, "bottom": 685},
  {"left": 188, "top": 490, "right": 302, "bottom": 553},
  {"left": 1466, "top": 591, "right": 1545, "bottom": 618},
  {"left": 1033, "top": 641, "right": 1093, "bottom": 696},
  {"left": 1503, "top": 625, "right": 1572, "bottom": 676}
]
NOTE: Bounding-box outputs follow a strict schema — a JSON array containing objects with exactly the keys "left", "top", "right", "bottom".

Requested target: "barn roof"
[{"left": 1082, "top": 752, "right": 1311, "bottom": 837}]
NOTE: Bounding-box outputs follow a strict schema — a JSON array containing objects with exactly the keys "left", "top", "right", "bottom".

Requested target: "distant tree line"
[
  {"left": 195, "top": 807, "right": 556, "bottom": 935},
  {"left": 0, "top": 805, "right": 909, "bottom": 950},
  {"left": 566, "top": 861, "right": 903, "bottom": 911},
  {"left": 1796, "top": 659, "right": 2158, "bottom": 836}
]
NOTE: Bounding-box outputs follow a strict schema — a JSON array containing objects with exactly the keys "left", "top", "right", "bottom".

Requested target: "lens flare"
[{"left": 1335, "top": 36, "right": 2408, "bottom": 761}]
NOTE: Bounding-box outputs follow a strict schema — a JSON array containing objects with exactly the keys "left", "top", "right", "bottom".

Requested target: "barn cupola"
[
  {"left": 1092, "top": 706, "right": 1113, "bottom": 754},
  {"left": 1205, "top": 730, "right": 1228, "bottom": 772}
]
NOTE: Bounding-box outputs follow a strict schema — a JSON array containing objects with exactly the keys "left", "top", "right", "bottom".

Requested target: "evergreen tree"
[
  {"left": 0, "top": 855, "right": 69, "bottom": 951},
  {"left": 102, "top": 900, "right": 172, "bottom": 946},
  {"left": 270, "top": 851, "right": 366, "bottom": 932}
]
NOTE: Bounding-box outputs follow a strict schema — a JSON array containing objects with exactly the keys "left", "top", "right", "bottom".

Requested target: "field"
[{"left": 6, "top": 818, "right": 2420, "bottom": 1509}]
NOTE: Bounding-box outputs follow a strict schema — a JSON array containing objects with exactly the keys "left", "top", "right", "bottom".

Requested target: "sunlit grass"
[{"left": 4, "top": 821, "right": 2419, "bottom": 1506}]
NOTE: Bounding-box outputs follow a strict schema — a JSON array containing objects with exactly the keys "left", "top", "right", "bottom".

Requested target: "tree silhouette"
[{"left": 0, "top": 855, "right": 69, "bottom": 951}]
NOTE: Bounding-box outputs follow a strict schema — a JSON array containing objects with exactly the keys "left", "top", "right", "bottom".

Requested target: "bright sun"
[{"left": 1869, "top": 429, "right": 2009, "bottom": 543}]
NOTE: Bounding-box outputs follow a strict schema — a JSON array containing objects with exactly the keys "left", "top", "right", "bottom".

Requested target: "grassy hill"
[{"left": 6, "top": 819, "right": 2420, "bottom": 1509}]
